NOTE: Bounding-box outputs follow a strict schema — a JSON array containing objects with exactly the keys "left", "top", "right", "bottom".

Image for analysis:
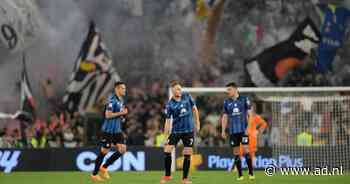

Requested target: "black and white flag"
[
  {"left": 245, "top": 17, "right": 321, "bottom": 86},
  {"left": 63, "top": 22, "right": 120, "bottom": 114}
]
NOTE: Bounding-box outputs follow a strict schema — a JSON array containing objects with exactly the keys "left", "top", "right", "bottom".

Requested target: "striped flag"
[
  {"left": 18, "top": 55, "right": 36, "bottom": 122},
  {"left": 0, "top": 55, "right": 36, "bottom": 122},
  {"left": 62, "top": 22, "right": 120, "bottom": 114}
]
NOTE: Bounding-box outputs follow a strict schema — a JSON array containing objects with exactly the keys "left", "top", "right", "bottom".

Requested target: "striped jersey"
[
  {"left": 165, "top": 92, "right": 196, "bottom": 134},
  {"left": 101, "top": 94, "right": 124, "bottom": 134},
  {"left": 223, "top": 96, "right": 251, "bottom": 134}
]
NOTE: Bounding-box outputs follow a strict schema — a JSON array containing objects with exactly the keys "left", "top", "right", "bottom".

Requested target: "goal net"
[{"left": 177, "top": 87, "right": 350, "bottom": 171}]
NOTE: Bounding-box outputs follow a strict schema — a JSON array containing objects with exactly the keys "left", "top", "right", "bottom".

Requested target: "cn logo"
[
  {"left": 76, "top": 151, "right": 145, "bottom": 172},
  {"left": 0, "top": 150, "right": 21, "bottom": 173}
]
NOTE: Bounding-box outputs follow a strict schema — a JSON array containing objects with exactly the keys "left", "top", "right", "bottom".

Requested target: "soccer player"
[
  {"left": 160, "top": 81, "right": 200, "bottom": 184},
  {"left": 221, "top": 82, "right": 254, "bottom": 180},
  {"left": 91, "top": 81, "right": 128, "bottom": 182}
]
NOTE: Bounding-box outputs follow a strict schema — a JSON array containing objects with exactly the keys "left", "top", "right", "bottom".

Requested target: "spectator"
[
  {"left": 199, "top": 121, "right": 217, "bottom": 146},
  {"left": 155, "top": 131, "right": 167, "bottom": 147},
  {"left": 144, "top": 118, "right": 160, "bottom": 147},
  {"left": 41, "top": 78, "right": 59, "bottom": 114},
  {"left": 129, "top": 127, "right": 146, "bottom": 146},
  {"left": 0, "top": 127, "right": 6, "bottom": 147},
  {"left": 12, "top": 129, "right": 25, "bottom": 148},
  {"left": 297, "top": 128, "right": 313, "bottom": 146},
  {"left": 62, "top": 125, "right": 77, "bottom": 148},
  {"left": 1, "top": 127, "right": 16, "bottom": 148},
  {"left": 30, "top": 127, "right": 47, "bottom": 148},
  {"left": 48, "top": 113, "right": 60, "bottom": 132},
  {"left": 34, "top": 119, "right": 46, "bottom": 131},
  {"left": 47, "top": 126, "right": 63, "bottom": 148}
]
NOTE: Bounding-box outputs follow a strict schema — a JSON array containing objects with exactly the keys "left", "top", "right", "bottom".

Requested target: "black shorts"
[
  {"left": 100, "top": 132, "right": 126, "bottom": 149},
  {"left": 167, "top": 132, "right": 194, "bottom": 147},
  {"left": 229, "top": 133, "right": 249, "bottom": 147}
]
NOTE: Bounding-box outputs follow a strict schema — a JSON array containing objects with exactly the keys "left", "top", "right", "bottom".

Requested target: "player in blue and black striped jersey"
[
  {"left": 221, "top": 82, "right": 254, "bottom": 181},
  {"left": 91, "top": 81, "right": 128, "bottom": 182},
  {"left": 160, "top": 81, "right": 200, "bottom": 184}
]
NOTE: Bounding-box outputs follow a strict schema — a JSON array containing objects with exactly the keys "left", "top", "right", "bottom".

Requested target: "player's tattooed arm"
[
  {"left": 246, "top": 98, "right": 253, "bottom": 135},
  {"left": 247, "top": 109, "right": 253, "bottom": 122},
  {"left": 164, "top": 119, "right": 171, "bottom": 135},
  {"left": 221, "top": 114, "right": 228, "bottom": 139},
  {"left": 192, "top": 106, "right": 201, "bottom": 132},
  {"left": 105, "top": 108, "right": 128, "bottom": 119}
]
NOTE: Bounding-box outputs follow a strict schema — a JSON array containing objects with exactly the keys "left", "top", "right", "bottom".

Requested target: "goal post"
[{"left": 169, "top": 86, "right": 350, "bottom": 171}]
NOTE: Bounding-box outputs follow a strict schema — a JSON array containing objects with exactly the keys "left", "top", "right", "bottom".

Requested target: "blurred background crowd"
[
  {"left": 1, "top": 0, "right": 350, "bottom": 148},
  {"left": 2, "top": 82, "right": 350, "bottom": 149}
]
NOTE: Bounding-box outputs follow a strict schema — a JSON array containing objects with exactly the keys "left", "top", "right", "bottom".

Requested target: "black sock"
[
  {"left": 93, "top": 152, "right": 106, "bottom": 175},
  {"left": 245, "top": 154, "right": 253, "bottom": 176},
  {"left": 183, "top": 155, "right": 191, "bottom": 179},
  {"left": 234, "top": 155, "right": 242, "bottom": 177},
  {"left": 164, "top": 152, "right": 172, "bottom": 176},
  {"left": 103, "top": 151, "right": 122, "bottom": 169}
]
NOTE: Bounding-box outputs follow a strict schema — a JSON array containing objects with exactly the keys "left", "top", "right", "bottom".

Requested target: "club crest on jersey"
[{"left": 232, "top": 107, "right": 241, "bottom": 116}]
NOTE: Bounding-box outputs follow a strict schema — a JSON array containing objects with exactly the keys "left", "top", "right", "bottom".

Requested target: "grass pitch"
[{"left": 0, "top": 171, "right": 349, "bottom": 184}]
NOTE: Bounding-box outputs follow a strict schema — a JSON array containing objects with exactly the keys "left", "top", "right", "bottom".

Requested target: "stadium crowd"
[
  {"left": 2, "top": 79, "right": 350, "bottom": 149},
  {"left": 0, "top": 80, "right": 266, "bottom": 149}
]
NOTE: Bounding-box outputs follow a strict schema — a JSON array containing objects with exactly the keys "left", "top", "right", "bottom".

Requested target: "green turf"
[{"left": 0, "top": 171, "right": 349, "bottom": 184}]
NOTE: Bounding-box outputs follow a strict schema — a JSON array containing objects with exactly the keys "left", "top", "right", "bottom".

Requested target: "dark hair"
[
  {"left": 225, "top": 82, "right": 237, "bottom": 88},
  {"left": 114, "top": 81, "right": 125, "bottom": 87},
  {"left": 170, "top": 80, "right": 181, "bottom": 88}
]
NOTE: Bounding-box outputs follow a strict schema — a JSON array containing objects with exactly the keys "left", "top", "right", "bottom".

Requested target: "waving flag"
[
  {"left": 62, "top": 22, "right": 120, "bottom": 114},
  {"left": 20, "top": 55, "right": 36, "bottom": 116},
  {"left": 245, "top": 17, "right": 321, "bottom": 86},
  {"left": 0, "top": 55, "right": 36, "bottom": 122},
  {"left": 316, "top": 4, "right": 350, "bottom": 73}
]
